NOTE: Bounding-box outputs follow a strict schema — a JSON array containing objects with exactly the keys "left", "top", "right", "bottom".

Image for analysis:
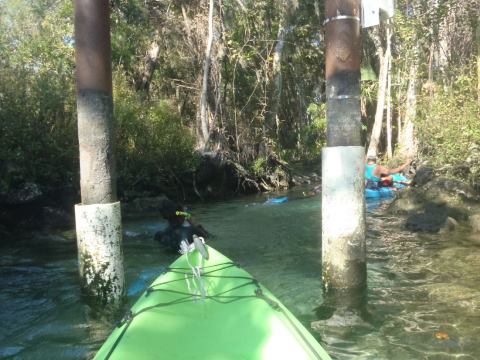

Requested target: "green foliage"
[
  {"left": 2, "top": 0, "right": 476, "bottom": 200},
  {"left": 279, "top": 102, "right": 326, "bottom": 162},
  {"left": 361, "top": 62, "right": 377, "bottom": 82},
  {"left": 0, "top": 70, "right": 78, "bottom": 190},
  {"left": 0, "top": 0, "right": 78, "bottom": 191},
  {"left": 250, "top": 157, "right": 268, "bottom": 178},
  {"left": 416, "top": 68, "right": 480, "bottom": 183},
  {"left": 0, "top": 0, "right": 196, "bottom": 197},
  {"left": 110, "top": 0, "right": 153, "bottom": 73},
  {"left": 302, "top": 102, "right": 327, "bottom": 159},
  {"left": 221, "top": 0, "right": 324, "bottom": 154},
  {"left": 114, "top": 74, "right": 196, "bottom": 194},
  {"left": 361, "top": 81, "right": 378, "bottom": 104}
]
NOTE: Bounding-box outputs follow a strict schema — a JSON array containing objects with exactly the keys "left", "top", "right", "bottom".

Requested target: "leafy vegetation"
[
  {"left": 0, "top": 0, "right": 478, "bottom": 199},
  {"left": 301, "top": 103, "right": 327, "bottom": 160},
  {"left": 250, "top": 157, "right": 268, "bottom": 178},
  {"left": 114, "top": 74, "right": 197, "bottom": 196},
  {"left": 0, "top": 0, "right": 77, "bottom": 191},
  {"left": 416, "top": 66, "right": 480, "bottom": 184},
  {"left": 362, "top": 0, "right": 479, "bottom": 185}
]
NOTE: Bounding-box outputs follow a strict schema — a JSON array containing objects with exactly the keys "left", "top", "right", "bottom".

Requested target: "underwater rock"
[
  {"left": 439, "top": 216, "right": 459, "bottom": 233},
  {"left": 468, "top": 214, "right": 480, "bottom": 233}
]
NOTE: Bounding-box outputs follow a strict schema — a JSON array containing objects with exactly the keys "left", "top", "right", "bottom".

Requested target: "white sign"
[{"left": 362, "top": 0, "right": 380, "bottom": 28}]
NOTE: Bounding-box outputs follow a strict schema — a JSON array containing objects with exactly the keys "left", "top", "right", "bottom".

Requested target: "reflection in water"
[{"left": 0, "top": 187, "right": 479, "bottom": 359}]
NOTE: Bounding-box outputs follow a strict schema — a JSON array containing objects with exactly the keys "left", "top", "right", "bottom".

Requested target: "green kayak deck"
[{"left": 94, "top": 246, "right": 331, "bottom": 360}]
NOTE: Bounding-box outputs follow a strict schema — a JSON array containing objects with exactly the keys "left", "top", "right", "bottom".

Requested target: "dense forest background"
[{"left": 0, "top": 0, "right": 478, "bottom": 202}]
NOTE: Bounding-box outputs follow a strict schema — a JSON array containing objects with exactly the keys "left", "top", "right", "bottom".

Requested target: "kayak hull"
[
  {"left": 365, "top": 187, "right": 395, "bottom": 199},
  {"left": 94, "top": 246, "right": 331, "bottom": 360}
]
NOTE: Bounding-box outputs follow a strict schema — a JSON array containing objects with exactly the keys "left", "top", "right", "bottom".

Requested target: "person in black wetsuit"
[{"left": 154, "top": 200, "right": 209, "bottom": 253}]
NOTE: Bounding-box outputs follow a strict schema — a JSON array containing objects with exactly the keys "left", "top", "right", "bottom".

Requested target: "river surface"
[{"left": 1, "top": 187, "right": 479, "bottom": 359}]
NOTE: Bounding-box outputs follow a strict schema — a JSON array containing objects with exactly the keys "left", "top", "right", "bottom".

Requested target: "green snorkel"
[{"left": 175, "top": 210, "right": 191, "bottom": 219}]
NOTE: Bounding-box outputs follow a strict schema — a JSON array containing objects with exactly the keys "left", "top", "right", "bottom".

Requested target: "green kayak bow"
[{"left": 94, "top": 245, "right": 332, "bottom": 360}]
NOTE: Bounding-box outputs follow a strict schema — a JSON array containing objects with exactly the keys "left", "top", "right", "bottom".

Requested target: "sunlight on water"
[{"left": 1, "top": 187, "right": 479, "bottom": 359}]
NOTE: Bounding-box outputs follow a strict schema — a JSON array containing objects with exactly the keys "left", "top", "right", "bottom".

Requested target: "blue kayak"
[
  {"left": 264, "top": 196, "right": 289, "bottom": 204},
  {"left": 365, "top": 173, "right": 411, "bottom": 199},
  {"left": 365, "top": 187, "right": 395, "bottom": 199}
]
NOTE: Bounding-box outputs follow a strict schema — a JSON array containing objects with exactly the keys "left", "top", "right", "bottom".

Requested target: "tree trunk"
[
  {"left": 211, "top": 0, "right": 226, "bottom": 140},
  {"left": 399, "top": 62, "right": 418, "bottom": 158},
  {"left": 74, "top": 0, "right": 124, "bottom": 306},
  {"left": 386, "top": 54, "right": 393, "bottom": 159},
  {"left": 437, "top": 13, "right": 451, "bottom": 80},
  {"left": 367, "top": 26, "right": 391, "bottom": 158},
  {"left": 398, "top": 0, "right": 420, "bottom": 157},
  {"left": 396, "top": 68, "right": 402, "bottom": 144},
  {"left": 322, "top": 0, "right": 365, "bottom": 292},
  {"left": 270, "top": 1, "right": 289, "bottom": 139},
  {"left": 477, "top": 22, "right": 480, "bottom": 104},
  {"left": 137, "top": 36, "right": 160, "bottom": 93},
  {"left": 197, "top": 0, "right": 215, "bottom": 150},
  {"left": 181, "top": 4, "right": 195, "bottom": 49},
  {"left": 291, "top": 62, "right": 306, "bottom": 152},
  {"left": 385, "top": 24, "right": 393, "bottom": 159}
]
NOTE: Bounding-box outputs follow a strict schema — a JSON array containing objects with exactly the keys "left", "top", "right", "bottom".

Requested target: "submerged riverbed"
[{"left": 1, "top": 187, "right": 479, "bottom": 359}]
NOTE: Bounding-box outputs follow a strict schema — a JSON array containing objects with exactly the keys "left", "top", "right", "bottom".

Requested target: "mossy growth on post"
[{"left": 75, "top": 202, "right": 125, "bottom": 306}]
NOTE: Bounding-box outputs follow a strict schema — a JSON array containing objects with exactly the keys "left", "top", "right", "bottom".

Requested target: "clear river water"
[{"left": 1, "top": 186, "right": 479, "bottom": 359}]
